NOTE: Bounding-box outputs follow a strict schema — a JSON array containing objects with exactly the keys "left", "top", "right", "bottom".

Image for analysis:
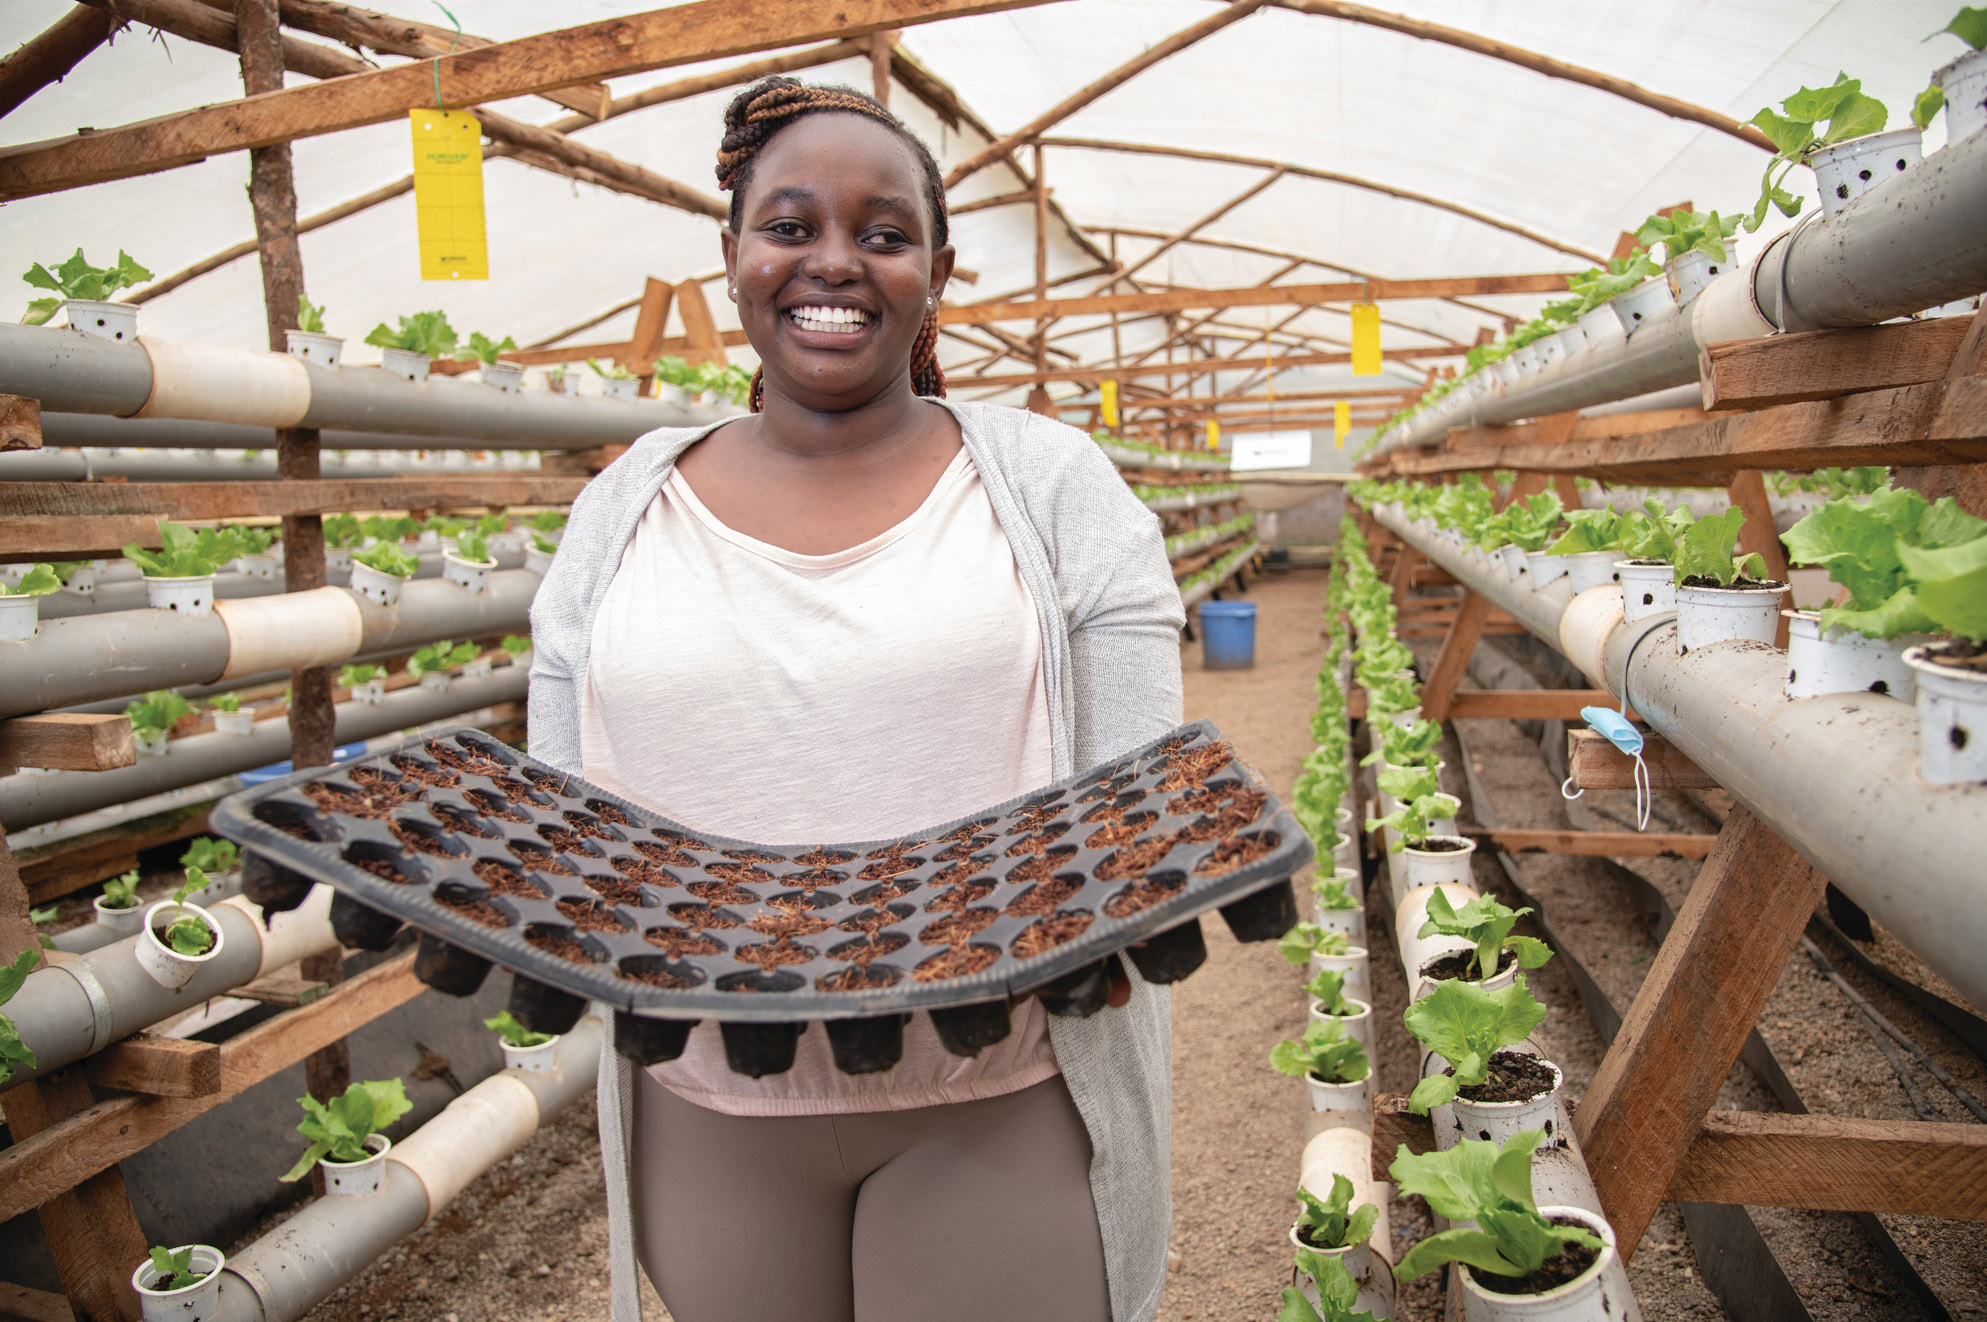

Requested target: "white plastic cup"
[
  {"left": 1457, "top": 1204, "right": 1639, "bottom": 1322},
  {"left": 477, "top": 361, "right": 524, "bottom": 392},
  {"left": 1937, "top": 48, "right": 1987, "bottom": 144},
  {"left": 1305, "top": 1069, "right": 1372, "bottom": 1116},
  {"left": 320, "top": 1133, "right": 391, "bottom": 1196},
  {"left": 1665, "top": 244, "right": 1734, "bottom": 307},
  {"left": 441, "top": 551, "right": 492, "bottom": 594},
  {"left": 1809, "top": 128, "right": 1921, "bottom": 218},
  {"left": 132, "top": 1244, "right": 225, "bottom": 1322},
  {"left": 1782, "top": 611, "right": 1918, "bottom": 701},
  {"left": 502, "top": 1036, "right": 562, "bottom": 1075},
  {"left": 63, "top": 298, "right": 138, "bottom": 343},
  {"left": 600, "top": 375, "right": 640, "bottom": 401},
  {"left": 213, "top": 709, "right": 255, "bottom": 736},
  {"left": 1307, "top": 997, "right": 1373, "bottom": 1052},
  {"left": 285, "top": 329, "right": 343, "bottom": 368},
  {"left": 1675, "top": 582, "right": 1785, "bottom": 655},
  {"left": 1561, "top": 550, "right": 1620, "bottom": 595},
  {"left": 1522, "top": 548, "right": 1568, "bottom": 587},
  {"left": 94, "top": 895, "right": 147, "bottom": 939},
  {"left": 1903, "top": 645, "right": 1987, "bottom": 785},
  {"left": 1615, "top": 560, "right": 1676, "bottom": 623},
  {"left": 135, "top": 900, "right": 225, "bottom": 990},
  {"left": 378, "top": 347, "right": 430, "bottom": 382},
  {"left": 1609, "top": 278, "right": 1673, "bottom": 337},
  {"left": 144, "top": 574, "right": 216, "bottom": 616},
  {"left": 0, "top": 594, "right": 40, "bottom": 642},
  {"left": 349, "top": 561, "right": 405, "bottom": 607}
]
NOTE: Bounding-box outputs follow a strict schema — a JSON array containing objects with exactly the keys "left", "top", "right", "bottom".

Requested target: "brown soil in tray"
[
  {"left": 854, "top": 878, "right": 920, "bottom": 904},
  {"left": 818, "top": 964, "right": 902, "bottom": 992},
  {"left": 918, "top": 908, "right": 998, "bottom": 945},
  {"left": 858, "top": 855, "right": 923, "bottom": 880},
  {"left": 391, "top": 820, "right": 463, "bottom": 858},
  {"left": 721, "top": 848, "right": 784, "bottom": 863},
  {"left": 632, "top": 840, "right": 694, "bottom": 868},
  {"left": 667, "top": 903, "right": 739, "bottom": 929},
  {"left": 1007, "top": 803, "right": 1067, "bottom": 832},
  {"left": 619, "top": 965, "right": 694, "bottom": 989},
  {"left": 587, "top": 801, "right": 632, "bottom": 826},
  {"left": 581, "top": 874, "right": 648, "bottom": 907},
  {"left": 731, "top": 941, "right": 817, "bottom": 971},
  {"left": 1096, "top": 837, "right": 1178, "bottom": 881},
  {"left": 928, "top": 859, "right": 990, "bottom": 889},
  {"left": 465, "top": 791, "right": 531, "bottom": 824},
  {"left": 795, "top": 846, "right": 856, "bottom": 866},
  {"left": 650, "top": 829, "right": 711, "bottom": 851},
  {"left": 1080, "top": 789, "right": 1148, "bottom": 824},
  {"left": 706, "top": 862, "right": 776, "bottom": 886},
  {"left": 1085, "top": 814, "right": 1158, "bottom": 850},
  {"left": 473, "top": 860, "right": 550, "bottom": 900},
  {"left": 765, "top": 892, "right": 828, "bottom": 915},
  {"left": 924, "top": 881, "right": 995, "bottom": 913},
  {"left": 303, "top": 782, "right": 402, "bottom": 819},
  {"left": 932, "top": 835, "right": 995, "bottom": 862},
  {"left": 1192, "top": 832, "right": 1277, "bottom": 876},
  {"left": 838, "top": 907, "right": 909, "bottom": 935},
  {"left": 1173, "top": 792, "right": 1268, "bottom": 843},
  {"left": 1155, "top": 742, "right": 1234, "bottom": 791},
  {"left": 1452, "top": 1050, "right": 1557, "bottom": 1105},
  {"left": 937, "top": 817, "right": 996, "bottom": 843},
  {"left": 1104, "top": 875, "right": 1186, "bottom": 918},
  {"left": 426, "top": 742, "right": 510, "bottom": 777},
  {"left": 524, "top": 930, "right": 599, "bottom": 965},
  {"left": 431, "top": 805, "right": 498, "bottom": 839},
  {"left": 607, "top": 856, "right": 676, "bottom": 889},
  {"left": 389, "top": 755, "right": 460, "bottom": 788},
  {"left": 1420, "top": 946, "right": 1516, "bottom": 984},
  {"left": 746, "top": 911, "right": 832, "bottom": 939},
  {"left": 1006, "top": 850, "right": 1077, "bottom": 885},
  {"left": 560, "top": 812, "right": 618, "bottom": 841},
  {"left": 686, "top": 880, "right": 758, "bottom": 904},
  {"left": 488, "top": 776, "right": 542, "bottom": 805},
  {"left": 865, "top": 840, "right": 922, "bottom": 861},
  {"left": 785, "top": 867, "right": 849, "bottom": 891},
  {"left": 913, "top": 943, "right": 1000, "bottom": 981},
  {"left": 536, "top": 825, "right": 588, "bottom": 854},
  {"left": 555, "top": 899, "right": 630, "bottom": 934},
  {"left": 349, "top": 765, "right": 418, "bottom": 798},
  {"left": 1006, "top": 876, "right": 1083, "bottom": 916},
  {"left": 520, "top": 766, "right": 565, "bottom": 793},
  {"left": 1005, "top": 824, "right": 1071, "bottom": 857},
  {"left": 353, "top": 857, "right": 418, "bottom": 886},
  {"left": 1165, "top": 782, "right": 1245, "bottom": 817},
  {"left": 506, "top": 842, "right": 574, "bottom": 875},
  {"left": 830, "top": 932, "right": 909, "bottom": 964},
  {"left": 1467, "top": 1231, "right": 1598, "bottom": 1296},
  {"left": 436, "top": 896, "right": 510, "bottom": 929},
  {"left": 1010, "top": 910, "right": 1094, "bottom": 958},
  {"left": 642, "top": 927, "right": 727, "bottom": 959}
]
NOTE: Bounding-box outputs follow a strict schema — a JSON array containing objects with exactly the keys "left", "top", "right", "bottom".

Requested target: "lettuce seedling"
[
  {"left": 1280, "top": 1252, "right": 1380, "bottom": 1322},
  {"left": 1417, "top": 889, "right": 1553, "bottom": 983},
  {"left": 1363, "top": 671, "right": 1422, "bottom": 719},
  {"left": 365, "top": 310, "right": 457, "bottom": 357},
  {"left": 1617, "top": 499, "right": 1690, "bottom": 562},
  {"left": 459, "top": 330, "right": 517, "bottom": 364},
  {"left": 163, "top": 869, "right": 215, "bottom": 956},
  {"left": 1292, "top": 763, "right": 1348, "bottom": 852},
  {"left": 1304, "top": 966, "right": 1358, "bottom": 1015},
  {"left": 124, "top": 521, "right": 244, "bottom": 579},
  {"left": 125, "top": 690, "right": 191, "bottom": 740},
  {"left": 280, "top": 1078, "right": 412, "bottom": 1180},
  {"left": 1360, "top": 718, "right": 1442, "bottom": 769},
  {"left": 180, "top": 837, "right": 238, "bottom": 875},
  {"left": 485, "top": 1010, "right": 554, "bottom": 1049},
  {"left": 0, "top": 564, "right": 60, "bottom": 597},
  {"left": 1745, "top": 74, "right": 1890, "bottom": 232},
  {"left": 232, "top": 525, "right": 276, "bottom": 556},
  {"left": 21, "top": 248, "right": 151, "bottom": 325},
  {"left": 526, "top": 511, "right": 568, "bottom": 533},
  {"left": 588, "top": 356, "right": 635, "bottom": 380},
  {"left": 1543, "top": 507, "right": 1624, "bottom": 556},
  {"left": 145, "top": 1245, "right": 208, "bottom": 1292},
  {"left": 1296, "top": 1174, "right": 1381, "bottom": 1251},
  {"left": 501, "top": 635, "right": 532, "bottom": 657},
  {"left": 1634, "top": 208, "right": 1741, "bottom": 266},
  {"left": 1502, "top": 491, "right": 1565, "bottom": 553},
  {"left": 1403, "top": 975, "right": 1552, "bottom": 1113},
  {"left": 297, "top": 294, "right": 327, "bottom": 334},
  {"left": 1269, "top": 1016, "right": 1368, "bottom": 1084},
  {"left": 103, "top": 870, "right": 141, "bottom": 910},
  {"left": 1672, "top": 508, "right": 1768, "bottom": 587},
  {"left": 409, "top": 640, "right": 478, "bottom": 679},
  {"left": 1390, "top": 1129, "right": 1602, "bottom": 1282},
  {"left": 1365, "top": 792, "right": 1460, "bottom": 853},
  {"left": 1783, "top": 487, "right": 1940, "bottom": 638},
  {"left": 1279, "top": 922, "right": 1350, "bottom": 966},
  {"left": 362, "top": 514, "right": 418, "bottom": 544},
  {"left": 530, "top": 532, "right": 559, "bottom": 556},
  {"left": 210, "top": 692, "right": 242, "bottom": 714},
  {"left": 338, "top": 663, "right": 382, "bottom": 687},
  {"left": 1353, "top": 634, "right": 1415, "bottom": 687},
  {"left": 29, "top": 905, "right": 56, "bottom": 950},
  {"left": 453, "top": 530, "right": 493, "bottom": 565},
  {"left": 1898, "top": 535, "right": 1987, "bottom": 642},
  {"left": 0, "top": 948, "right": 37, "bottom": 1083},
  {"left": 1312, "top": 876, "right": 1360, "bottom": 912},
  {"left": 1376, "top": 762, "right": 1440, "bottom": 805},
  {"left": 352, "top": 541, "right": 420, "bottom": 579}
]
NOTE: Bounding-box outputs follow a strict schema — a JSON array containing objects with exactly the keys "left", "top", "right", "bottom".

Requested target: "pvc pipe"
[
  {"left": 0, "top": 323, "right": 153, "bottom": 416},
  {"left": 0, "top": 449, "right": 533, "bottom": 482},
  {"left": 1372, "top": 503, "right": 1987, "bottom": 1012},
  {"left": 134, "top": 338, "right": 310, "bottom": 427},
  {"left": 34, "top": 548, "right": 521, "bottom": 622},
  {"left": 207, "top": 1018, "right": 601, "bottom": 1322},
  {"left": 37, "top": 411, "right": 671, "bottom": 453},
  {"left": 4, "top": 570, "right": 536, "bottom": 717},
  {"left": 0, "top": 665, "right": 528, "bottom": 828},
  {"left": 1298, "top": 1125, "right": 1390, "bottom": 1262},
  {"left": 3, "top": 886, "right": 334, "bottom": 1087}
]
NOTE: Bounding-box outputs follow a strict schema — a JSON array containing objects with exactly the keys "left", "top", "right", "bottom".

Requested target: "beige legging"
[{"left": 632, "top": 1067, "right": 1113, "bottom": 1322}]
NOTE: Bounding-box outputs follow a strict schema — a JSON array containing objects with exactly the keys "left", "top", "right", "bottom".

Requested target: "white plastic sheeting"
[{"left": 0, "top": 0, "right": 1966, "bottom": 423}]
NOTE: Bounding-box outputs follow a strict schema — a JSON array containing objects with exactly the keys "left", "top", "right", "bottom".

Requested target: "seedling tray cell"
[{"left": 209, "top": 721, "right": 1311, "bottom": 1037}]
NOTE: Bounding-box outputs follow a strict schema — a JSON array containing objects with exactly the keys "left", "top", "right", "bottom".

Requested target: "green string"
[{"left": 432, "top": 2, "right": 461, "bottom": 109}]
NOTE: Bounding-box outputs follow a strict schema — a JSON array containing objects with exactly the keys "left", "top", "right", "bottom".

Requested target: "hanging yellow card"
[
  {"left": 1334, "top": 399, "right": 1351, "bottom": 447},
  {"left": 1350, "top": 302, "right": 1382, "bottom": 376},
  {"left": 1100, "top": 378, "right": 1119, "bottom": 427},
  {"left": 409, "top": 109, "right": 487, "bottom": 281},
  {"left": 1206, "top": 419, "right": 1221, "bottom": 451}
]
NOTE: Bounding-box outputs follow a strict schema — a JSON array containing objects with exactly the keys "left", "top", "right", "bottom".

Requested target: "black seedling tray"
[{"left": 213, "top": 721, "right": 1308, "bottom": 1075}]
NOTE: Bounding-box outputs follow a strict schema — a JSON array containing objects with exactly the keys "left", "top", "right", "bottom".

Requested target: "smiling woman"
[{"left": 524, "top": 75, "right": 1186, "bottom": 1322}]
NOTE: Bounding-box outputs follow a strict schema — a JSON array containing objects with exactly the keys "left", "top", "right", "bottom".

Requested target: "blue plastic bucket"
[
  {"left": 240, "top": 741, "right": 369, "bottom": 786},
  {"left": 1197, "top": 600, "right": 1258, "bottom": 670}
]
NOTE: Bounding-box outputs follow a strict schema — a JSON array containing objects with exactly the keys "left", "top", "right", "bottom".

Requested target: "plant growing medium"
[
  {"left": 1269, "top": 1015, "right": 1369, "bottom": 1084},
  {"left": 1417, "top": 889, "right": 1552, "bottom": 983},
  {"left": 280, "top": 1077, "right": 411, "bottom": 1181},
  {"left": 1389, "top": 1129, "right": 1604, "bottom": 1288},
  {"left": 486, "top": 1010, "right": 554, "bottom": 1048},
  {"left": 1279, "top": 1252, "right": 1380, "bottom": 1322},
  {"left": 1403, "top": 975, "right": 1552, "bottom": 1113},
  {"left": 20, "top": 248, "right": 150, "bottom": 324}
]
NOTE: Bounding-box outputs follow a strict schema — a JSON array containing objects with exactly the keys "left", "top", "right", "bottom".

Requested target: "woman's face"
[{"left": 723, "top": 113, "right": 953, "bottom": 413}]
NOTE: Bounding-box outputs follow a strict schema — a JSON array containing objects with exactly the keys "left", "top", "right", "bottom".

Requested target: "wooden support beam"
[
  {"left": 1462, "top": 827, "right": 1718, "bottom": 860},
  {"left": 1699, "top": 316, "right": 1977, "bottom": 411},
  {"left": 0, "top": 0, "right": 1052, "bottom": 200},
  {"left": 0, "top": 715, "right": 134, "bottom": 773},
  {"left": 1568, "top": 728, "right": 1715, "bottom": 790},
  {"left": 1387, "top": 544, "right": 1422, "bottom": 610},
  {"left": 1420, "top": 590, "right": 1489, "bottom": 723},
  {"left": 617, "top": 278, "right": 674, "bottom": 377},
  {"left": 0, "top": 5, "right": 118, "bottom": 119},
  {"left": 1093, "top": 168, "right": 1288, "bottom": 296},
  {"left": 674, "top": 280, "right": 731, "bottom": 368},
  {"left": 950, "top": 187, "right": 1037, "bottom": 215},
  {"left": 955, "top": 343, "right": 1461, "bottom": 390},
  {"left": 1574, "top": 805, "right": 1830, "bottom": 1258},
  {"left": 1, "top": 395, "right": 42, "bottom": 452},
  {"left": 84, "top": 1034, "right": 222, "bottom": 1098},
  {"left": 1445, "top": 690, "right": 1619, "bottom": 721},
  {"left": 1371, "top": 1093, "right": 1434, "bottom": 1181},
  {"left": 0, "top": 1282, "right": 75, "bottom": 1322},
  {"left": 942, "top": 273, "right": 1577, "bottom": 328},
  {"left": 231, "top": 972, "right": 330, "bottom": 1006},
  {"left": 1668, "top": 1110, "right": 1987, "bottom": 1220},
  {"left": 0, "top": 475, "right": 587, "bottom": 558},
  {"left": 0, "top": 950, "right": 424, "bottom": 1225},
  {"left": 16, "top": 804, "right": 211, "bottom": 906}
]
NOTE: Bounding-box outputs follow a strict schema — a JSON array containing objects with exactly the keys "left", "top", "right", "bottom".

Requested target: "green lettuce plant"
[
  {"left": 1269, "top": 1016, "right": 1368, "bottom": 1084},
  {"left": 144, "top": 1246, "right": 210, "bottom": 1293},
  {"left": 1295, "top": 1174, "right": 1381, "bottom": 1251},
  {"left": 362, "top": 515, "right": 418, "bottom": 544},
  {"left": 1366, "top": 791, "right": 1460, "bottom": 853},
  {"left": 1279, "top": 1252, "right": 1381, "bottom": 1322},
  {"left": 1361, "top": 718, "right": 1441, "bottom": 769},
  {"left": 124, "top": 522, "right": 243, "bottom": 579},
  {"left": 181, "top": 837, "right": 238, "bottom": 875},
  {"left": 452, "top": 529, "right": 493, "bottom": 565},
  {"left": 409, "top": 640, "right": 478, "bottom": 680},
  {"left": 125, "top": 690, "right": 191, "bottom": 740},
  {"left": 1502, "top": 491, "right": 1565, "bottom": 553},
  {"left": 210, "top": 692, "right": 242, "bottom": 714},
  {"left": 297, "top": 294, "right": 327, "bottom": 335},
  {"left": 1390, "top": 1130, "right": 1603, "bottom": 1283},
  {"left": 530, "top": 532, "right": 559, "bottom": 556},
  {"left": 1618, "top": 499, "right": 1690, "bottom": 562},
  {"left": 162, "top": 869, "right": 216, "bottom": 956},
  {"left": 1376, "top": 762, "right": 1440, "bottom": 805},
  {"left": 485, "top": 1010, "right": 554, "bottom": 1048},
  {"left": 279, "top": 1078, "right": 411, "bottom": 1181},
  {"left": 103, "top": 870, "right": 141, "bottom": 910},
  {"left": 352, "top": 542, "right": 419, "bottom": 579},
  {"left": 322, "top": 514, "right": 364, "bottom": 549},
  {"left": 1634, "top": 209, "right": 1740, "bottom": 265},
  {"left": 588, "top": 357, "right": 635, "bottom": 381},
  {"left": 21, "top": 249, "right": 151, "bottom": 325},
  {"left": 1418, "top": 889, "right": 1553, "bottom": 983},
  {"left": 365, "top": 310, "right": 457, "bottom": 357},
  {"left": 1672, "top": 508, "right": 1769, "bottom": 586},
  {"left": 1744, "top": 74, "right": 1890, "bottom": 232},
  {"left": 1543, "top": 507, "right": 1624, "bottom": 556},
  {"left": 232, "top": 525, "right": 277, "bottom": 557},
  {"left": 459, "top": 331, "right": 516, "bottom": 364},
  {"left": 1279, "top": 922, "right": 1351, "bottom": 966},
  {"left": 0, "top": 564, "right": 60, "bottom": 597},
  {"left": 1898, "top": 536, "right": 1987, "bottom": 642},
  {"left": 1916, "top": 10, "right": 1987, "bottom": 128},
  {"left": 0, "top": 949, "right": 36, "bottom": 1083},
  {"left": 1403, "top": 975, "right": 1551, "bottom": 1113},
  {"left": 1783, "top": 487, "right": 1937, "bottom": 637},
  {"left": 1304, "top": 966, "right": 1359, "bottom": 1015},
  {"left": 1312, "top": 876, "right": 1359, "bottom": 912}
]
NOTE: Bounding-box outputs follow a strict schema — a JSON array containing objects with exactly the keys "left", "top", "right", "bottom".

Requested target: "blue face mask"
[{"left": 1561, "top": 704, "right": 1652, "bottom": 831}]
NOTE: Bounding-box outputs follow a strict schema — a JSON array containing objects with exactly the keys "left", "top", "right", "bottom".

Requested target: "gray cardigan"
[{"left": 526, "top": 399, "right": 1186, "bottom": 1322}]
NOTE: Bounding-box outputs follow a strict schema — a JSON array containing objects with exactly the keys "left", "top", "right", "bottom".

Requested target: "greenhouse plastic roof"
[{"left": 0, "top": 0, "right": 1969, "bottom": 426}]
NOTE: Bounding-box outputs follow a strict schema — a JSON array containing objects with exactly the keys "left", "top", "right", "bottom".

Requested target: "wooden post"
[
  {"left": 1420, "top": 588, "right": 1489, "bottom": 723},
  {"left": 869, "top": 30, "right": 894, "bottom": 107},
  {"left": 674, "top": 280, "right": 729, "bottom": 367},
  {"left": 619, "top": 277, "right": 674, "bottom": 389},
  {"left": 1023, "top": 144, "right": 1056, "bottom": 418},
  {"left": 1496, "top": 468, "right": 1547, "bottom": 512},
  {"left": 1573, "top": 804, "right": 1829, "bottom": 1258},
  {"left": 235, "top": 0, "right": 345, "bottom": 1106},
  {"left": 1893, "top": 308, "right": 1987, "bottom": 517}
]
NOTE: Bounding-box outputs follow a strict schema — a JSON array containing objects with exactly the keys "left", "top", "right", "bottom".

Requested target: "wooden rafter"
[
  {"left": 951, "top": 342, "right": 1462, "bottom": 389},
  {"left": 942, "top": 0, "right": 1268, "bottom": 188},
  {"left": 1091, "top": 167, "right": 1288, "bottom": 295},
  {"left": 951, "top": 187, "right": 1038, "bottom": 215},
  {"left": 0, "top": 4, "right": 119, "bottom": 118},
  {"left": 1274, "top": 0, "right": 1773, "bottom": 151},
  {"left": 0, "top": 0, "right": 1058, "bottom": 200},
  {"left": 939, "top": 273, "right": 1573, "bottom": 326}
]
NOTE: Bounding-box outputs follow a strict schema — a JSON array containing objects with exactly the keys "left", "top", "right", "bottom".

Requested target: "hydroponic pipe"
[
  {"left": 36, "top": 411, "right": 606, "bottom": 452},
  {"left": 206, "top": 1018, "right": 602, "bottom": 1322},
  {"left": 3, "top": 887, "right": 334, "bottom": 1088},
  {"left": 0, "top": 324, "right": 726, "bottom": 442},
  {"left": 0, "top": 449, "right": 540, "bottom": 482},
  {"left": 3, "top": 571, "right": 539, "bottom": 717},
  {"left": 1369, "top": 505, "right": 1987, "bottom": 1011},
  {"left": 0, "top": 664, "right": 528, "bottom": 829},
  {"left": 34, "top": 549, "right": 525, "bottom": 621}
]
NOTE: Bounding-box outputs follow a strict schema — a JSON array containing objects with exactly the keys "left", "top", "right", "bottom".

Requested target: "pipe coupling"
[{"left": 215, "top": 588, "right": 366, "bottom": 681}]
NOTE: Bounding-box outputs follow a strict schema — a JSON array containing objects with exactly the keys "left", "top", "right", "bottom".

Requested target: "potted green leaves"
[
  {"left": 288, "top": 294, "right": 342, "bottom": 367},
  {"left": 461, "top": 331, "right": 522, "bottom": 391},
  {"left": 501, "top": 634, "right": 534, "bottom": 671},
  {"left": 1, "top": 950, "right": 35, "bottom": 1086},
  {"left": 1543, "top": 508, "right": 1624, "bottom": 594},
  {"left": 349, "top": 541, "right": 419, "bottom": 607},
  {"left": 323, "top": 513, "right": 363, "bottom": 576},
  {"left": 209, "top": 692, "right": 254, "bottom": 737},
  {"left": 1302, "top": 966, "right": 1373, "bottom": 1050},
  {"left": 1635, "top": 209, "right": 1740, "bottom": 307},
  {"left": 338, "top": 663, "right": 386, "bottom": 705},
  {"left": 1403, "top": 976, "right": 1554, "bottom": 1123},
  {"left": 136, "top": 869, "right": 225, "bottom": 990},
  {"left": 180, "top": 838, "right": 239, "bottom": 902},
  {"left": 1271, "top": 1015, "right": 1370, "bottom": 1114},
  {"left": 1616, "top": 500, "right": 1687, "bottom": 623},
  {"left": 365, "top": 310, "right": 457, "bottom": 382},
  {"left": 442, "top": 528, "right": 496, "bottom": 594},
  {"left": 280, "top": 1078, "right": 411, "bottom": 1196},
  {"left": 1285, "top": 1177, "right": 1390, "bottom": 1320},
  {"left": 1281, "top": 1243, "right": 1385, "bottom": 1322},
  {"left": 1926, "top": 8, "right": 1987, "bottom": 144},
  {"left": 1280, "top": 923, "right": 1369, "bottom": 1003},
  {"left": 125, "top": 690, "right": 191, "bottom": 758},
  {"left": 21, "top": 248, "right": 150, "bottom": 341},
  {"left": 231, "top": 525, "right": 280, "bottom": 580},
  {"left": 588, "top": 356, "right": 640, "bottom": 401},
  {"left": 125, "top": 521, "right": 242, "bottom": 615},
  {"left": 409, "top": 639, "right": 477, "bottom": 693},
  {"left": 1747, "top": 75, "right": 1914, "bottom": 227},
  {"left": 1311, "top": 872, "right": 1363, "bottom": 941},
  {"left": 96, "top": 869, "right": 146, "bottom": 938},
  {"left": 0, "top": 563, "right": 61, "bottom": 641},
  {"left": 488, "top": 1009, "right": 560, "bottom": 1074},
  {"left": 1671, "top": 508, "right": 1785, "bottom": 654},
  {"left": 1407, "top": 889, "right": 1552, "bottom": 995},
  {"left": 1897, "top": 529, "right": 1987, "bottom": 784},
  {"left": 1390, "top": 1131, "right": 1622, "bottom": 1316},
  {"left": 130, "top": 1243, "right": 225, "bottom": 1322}
]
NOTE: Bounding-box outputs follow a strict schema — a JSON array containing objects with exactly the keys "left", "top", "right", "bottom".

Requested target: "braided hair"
[{"left": 717, "top": 76, "right": 948, "bottom": 409}]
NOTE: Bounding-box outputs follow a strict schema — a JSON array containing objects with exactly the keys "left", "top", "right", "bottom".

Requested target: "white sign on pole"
[{"left": 1229, "top": 429, "right": 1314, "bottom": 472}]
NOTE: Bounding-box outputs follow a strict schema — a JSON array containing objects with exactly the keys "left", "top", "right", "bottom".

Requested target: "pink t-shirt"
[{"left": 578, "top": 446, "right": 1060, "bottom": 1116}]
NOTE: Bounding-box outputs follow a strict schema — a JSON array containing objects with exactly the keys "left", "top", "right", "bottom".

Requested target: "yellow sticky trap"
[
  {"left": 1334, "top": 399, "right": 1351, "bottom": 448},
  {"left": 409, "top": 109, "right": 487, "bottom": 281},
  {"left": 1100, "top": 378, "right": 1119, "bottom": 428},
  {"left": 1205, "top": 419, "right": 1221, "bottom": 452},
  {"left": 1350, "top": 302, "right": 1382, "bottom": 376}
]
